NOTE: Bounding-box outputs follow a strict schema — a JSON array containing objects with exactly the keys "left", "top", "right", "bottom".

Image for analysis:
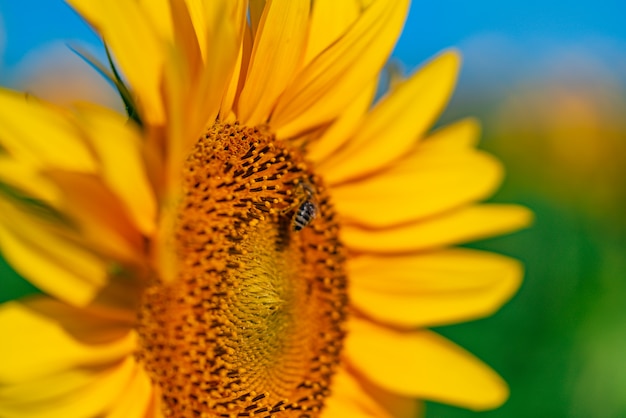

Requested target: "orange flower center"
[{"left": 136, "top": 123, "right": 348, "bottom": 417}]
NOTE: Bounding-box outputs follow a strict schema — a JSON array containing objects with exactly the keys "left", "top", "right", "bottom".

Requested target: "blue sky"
[
  {"left": 0, "top": 0, "right": 99, "bottom": 66},
  {"left": 395, "top": 1, "right": 626, "bottom": 67},
  {"left": 1, "top": 1, "right": 625, "bottom": 91}
]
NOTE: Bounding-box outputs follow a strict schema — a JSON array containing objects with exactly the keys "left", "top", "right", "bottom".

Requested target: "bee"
[
  {"left": 292, "top": 199, "right": 317, "bottom": 231},
  {"left": 289, "top": 180, "right": 318, "bottom": 232}
]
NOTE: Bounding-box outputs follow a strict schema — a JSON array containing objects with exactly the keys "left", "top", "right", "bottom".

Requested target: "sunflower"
[{"left": 0, "top": 1, "right": 531, "bottom": 417}]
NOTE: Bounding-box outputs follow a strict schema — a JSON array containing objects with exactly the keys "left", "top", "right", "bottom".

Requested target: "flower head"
[{"left": 0, "top": 1, "right": 531, "bottom": 417}]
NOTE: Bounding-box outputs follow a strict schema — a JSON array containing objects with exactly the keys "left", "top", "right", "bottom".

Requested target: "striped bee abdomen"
[{"left": 292, "top": 200, "right": 317, "bottom": 231}]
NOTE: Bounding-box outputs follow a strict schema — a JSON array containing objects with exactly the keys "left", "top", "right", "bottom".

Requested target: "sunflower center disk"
[{"left": 136, "top": 124, "right": 348, "bottom": 418}]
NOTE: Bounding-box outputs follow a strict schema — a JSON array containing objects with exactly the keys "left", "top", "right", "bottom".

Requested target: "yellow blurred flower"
[
  {"left": 0, "top": 1, "right": 530, "bottom": 417},
  {"left": 491, "top": 70, "right": 626, "bottom": 221}
]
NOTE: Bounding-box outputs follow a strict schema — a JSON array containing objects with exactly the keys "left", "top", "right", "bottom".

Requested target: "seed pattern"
[{"left": 136, "top": 123, "right": 348, "bottom": 418}]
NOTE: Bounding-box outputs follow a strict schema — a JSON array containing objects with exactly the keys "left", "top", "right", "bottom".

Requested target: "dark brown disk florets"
[{"left": 136, "top": 123, "right": 348, "bottom": 418}]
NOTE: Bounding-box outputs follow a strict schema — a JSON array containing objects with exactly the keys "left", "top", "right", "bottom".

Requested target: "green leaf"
[{"left": 0, "top": 253, "right": 41, "bottom": 303}]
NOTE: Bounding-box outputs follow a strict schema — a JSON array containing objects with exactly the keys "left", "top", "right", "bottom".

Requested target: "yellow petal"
[
  {"left": 349, "top": 249, "right": 523, "bottom": 327},
  {"left": 0, "top": 298, "right": 135, "bottom": 384},
  {"left": 0, "top": 89, "right": 96, "bottom": 171},
  {"left": 324, "top": 399, "right": 382, "bottom": 418},
  {"left": 219, "top": 2, "right": 251, "bottom": 119},
  {"left": 168, "top": 1, "right": 202, "bottom": 77},
  {"left": 183, "top": 0, "right": 246, "bottom": 63},
  {"left": 138, "top": 0, "right": 174, "bottom": 41},
  {"left": 191, "top": 1, "right": 245, "bottom": 129},
  {"left": 67, "top": 0, "right": 165, "bottom": 124},
  {"left": 324, "top": 402, "right": 378, "bottom": 418},
  {"left": 160, "top": 46, "right": 191, "bottom": 194},
  {"left": 331, "top": 149, "right": 503, "bottom": 227},
  {"left": 146, "top": 389, "right": 165, "bottom": 418},
  {"left": 271, "top": 0, "right": 409, "bottom": 138},
  {"left": 0, "top": 158, "right": 61, "bottom": 205},
  {"left": 325, "top": 368, "right": 419, "bottom": 418},
  {"left": 324, "top": 368, "right": 391, "bottom": 418},
  {"left": 0, "top": 101, "right": 147, "bottom": 263},
  {"left": 162, "top": 1, "right": 246, "bottom": 191},
  {"left": 320, "top": 51, "right": 461, "bottom": 184},
  {"left": 220, "top": 43, "right": 250, "bottom": 124},
  {"left": 0, "top": 364, "right": 106, "bottom": 411},
  {"left": 0, "top": 357, "right": 139, "bottom": 418},
  {"left": 358, "top": 382, "right": 422, "bottom": 418},
  {"left": 237, "top": 0, "right": 310, "bottom": 125},
  {"left": 346, "top": 318, "right": 509, "bottom": 410},
  {"left": 0, "top": 206, "right": 109, "bottom": 307},
  {"left": 307, "top": 80, "right": 377, "bottom": 164},
  {"left": 181, "top": 0, "right": 210, "bottom": 60},
  {"left": 304, "top": 0, "right": 360, "bottom": 65},
  {"left": 420, "top": 118, "right": 481, "bottom": 151},
  {"left": 104, "top": 365, "right": 155, "bottom": 418},
  {"left": 341, "top": 204, "right": 533, "bottom": 253},
  {"left": 0, "top": 201, "right": 143, "bottom": 314},
  {"left": 75, "top": 105, "right": 156, "bottom": 235},
  {"left": 44, "top": 171, "right": 146, "bottom": 263}
]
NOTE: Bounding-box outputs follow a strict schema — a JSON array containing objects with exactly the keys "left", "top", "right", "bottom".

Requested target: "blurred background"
[{"left": 1, "top": 1, "right": 625, "bottom": 417}]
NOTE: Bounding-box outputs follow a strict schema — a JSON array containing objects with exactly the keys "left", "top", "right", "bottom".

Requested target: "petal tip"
[
  {"left": 467, "top": 378, "right": 510, "bottom": 411},
  {"left": 434, "top": 48, "right": 462, "bottom": 74}
]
